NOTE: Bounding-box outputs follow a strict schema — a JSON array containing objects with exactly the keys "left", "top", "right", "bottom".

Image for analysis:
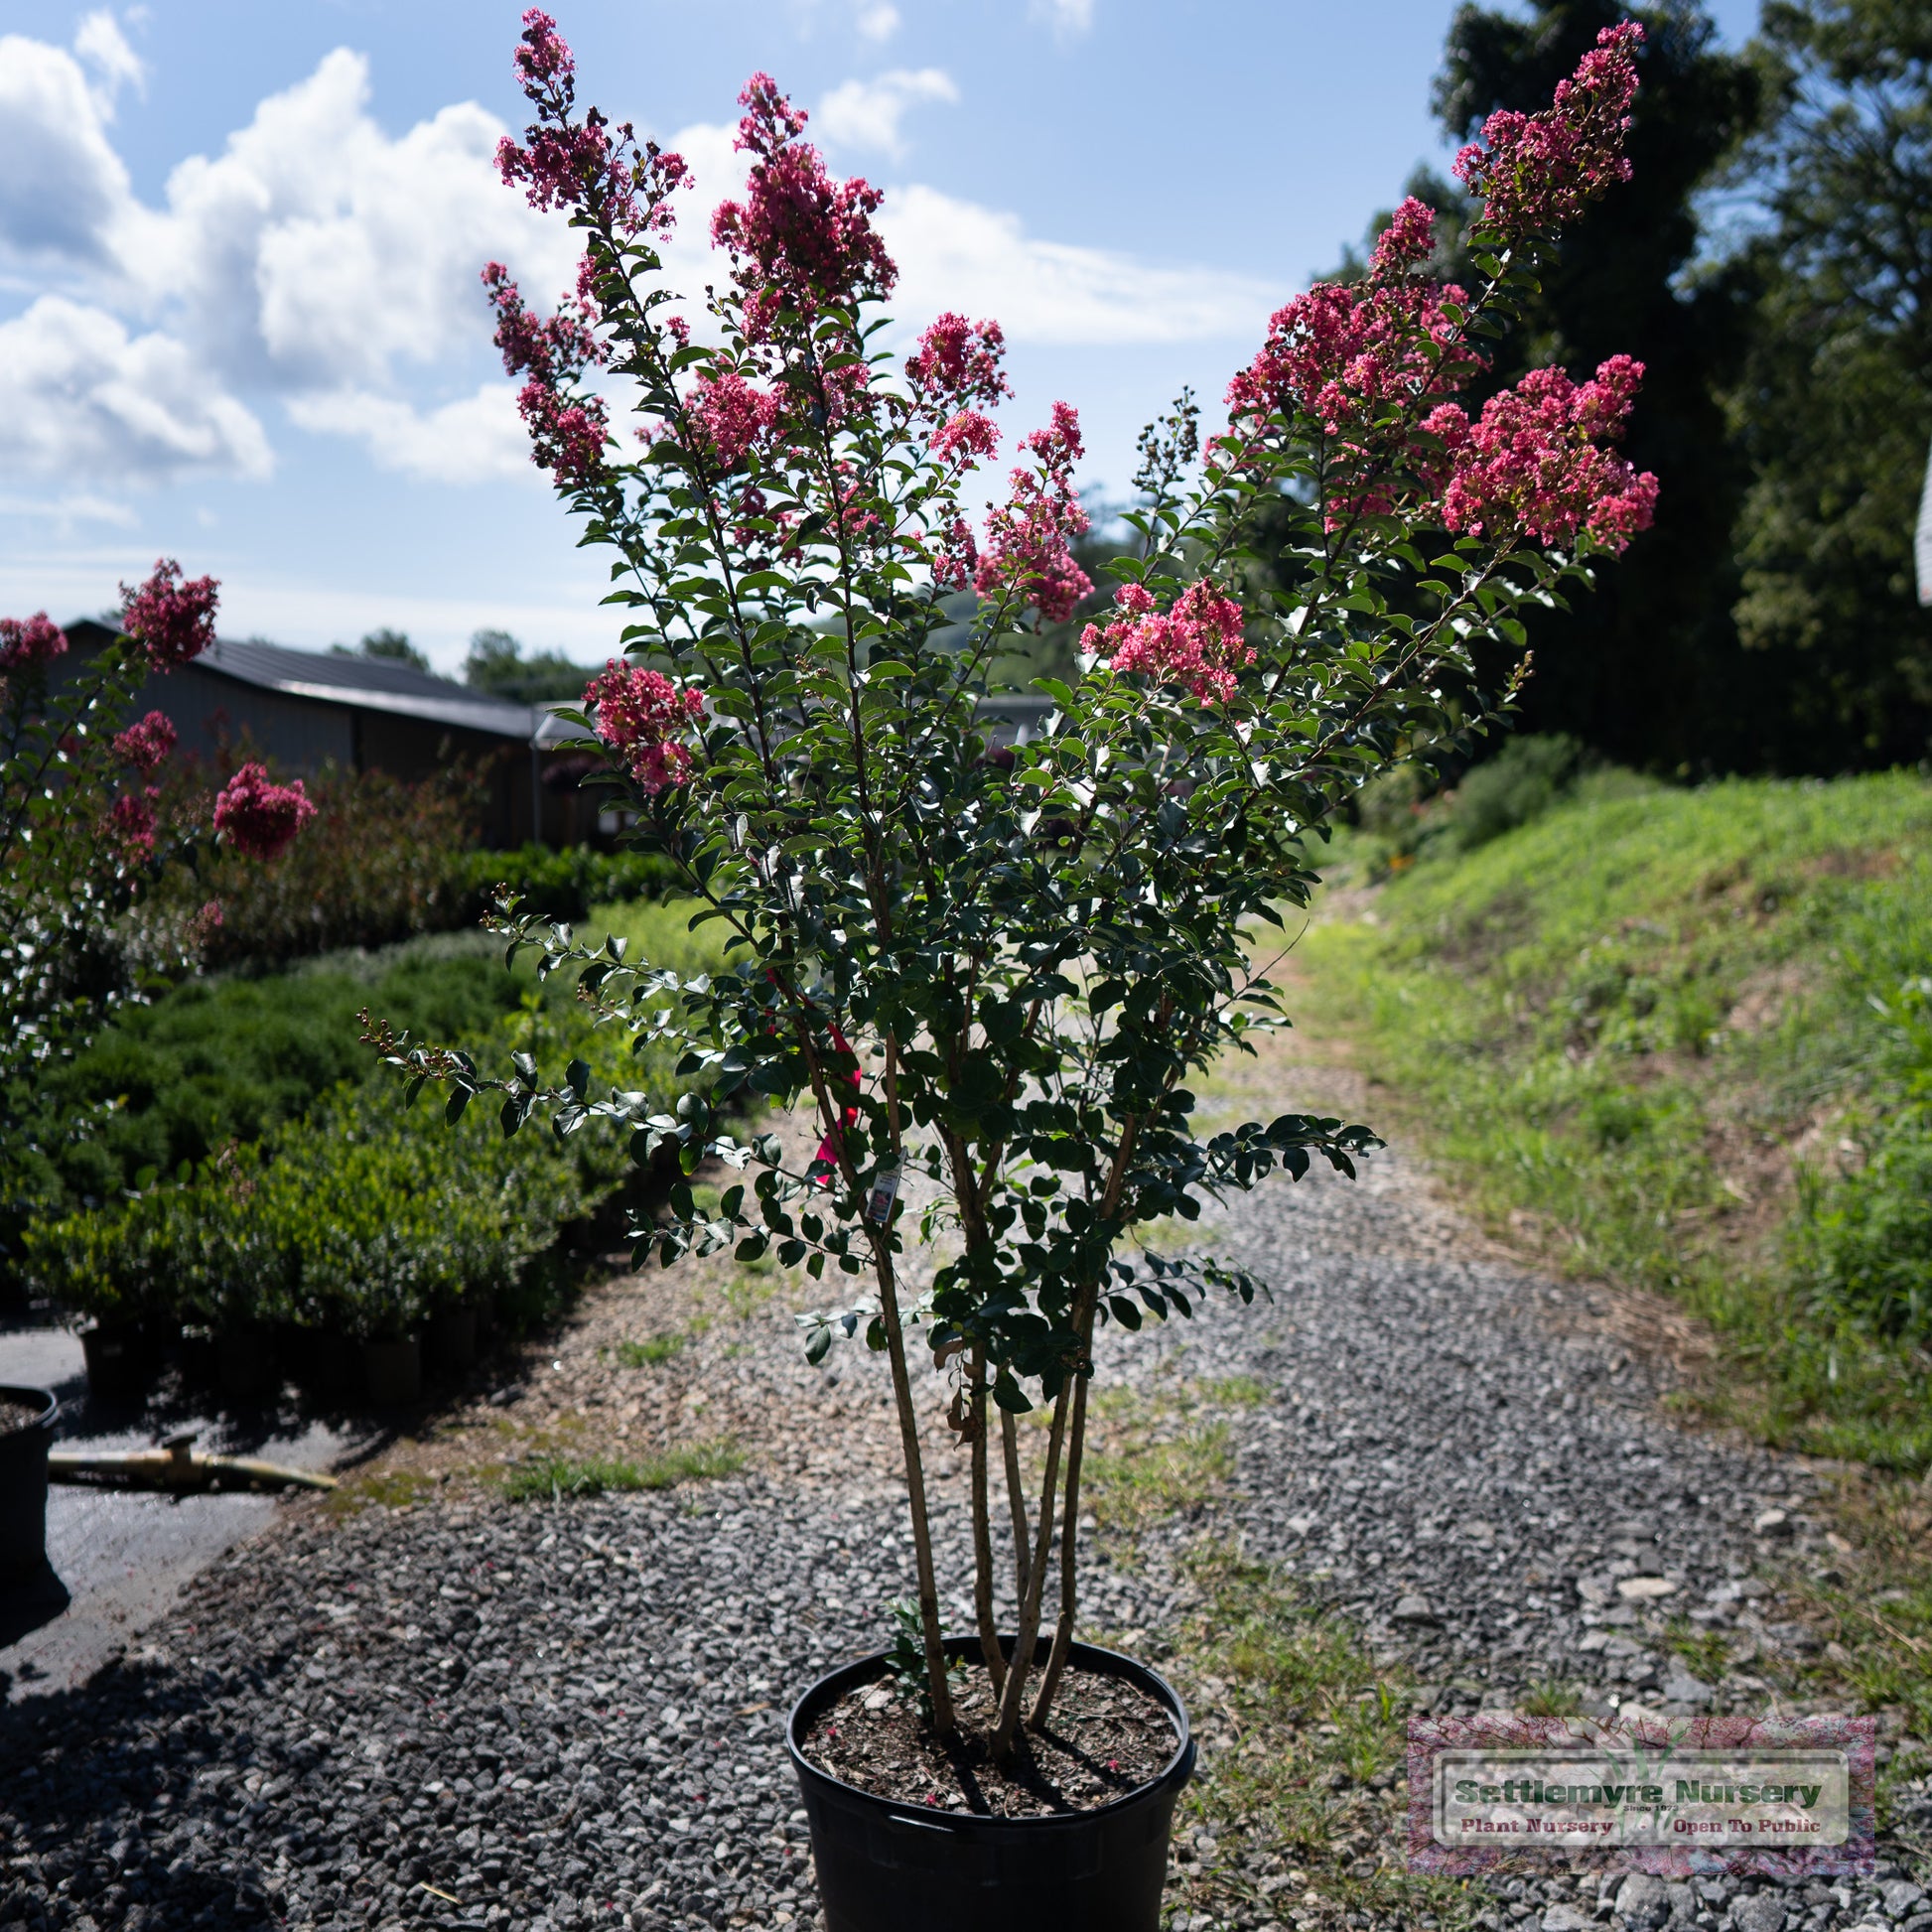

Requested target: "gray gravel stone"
[{"left": 0, "top": 1121, "right": 1918, "bottom": 1932}]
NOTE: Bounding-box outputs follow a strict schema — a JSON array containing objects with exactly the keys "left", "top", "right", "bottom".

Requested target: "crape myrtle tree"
[
  {"left": 1, "top": 565, "right": 315, "bottom": 1267},
  {"left": 372, "top": 10, "right": 1659, "bottom": 1751}
]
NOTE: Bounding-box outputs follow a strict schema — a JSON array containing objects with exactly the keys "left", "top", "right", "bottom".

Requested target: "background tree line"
[{"left": 1418, "top": 0, "right": 1929, "bottom": 775}]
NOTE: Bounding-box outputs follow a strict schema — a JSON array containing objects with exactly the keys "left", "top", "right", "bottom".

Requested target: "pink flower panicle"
[
  {"left": 1227, "top": 271, "right": 1473, "bottom": 441},
  {"left": 483, "top": 260, "right": 612, "bottom": 483},
  {"left": 107, "top": 789, "right": 158, "bottom": 860},
  {"left": 1371, "top": 197, "right": 1440, "bottom": 276},
  {"left": 495, "top": 11, "right": 687, "bottom": 240},
  {"left": 1454, "top": 23, "right": 1644, "bottom": 235},
  {"left": 928, "top": 409, "right": 999, "bottom": 469},
  {"left": 905, "top": 314, "right": 1010, "bottom": 412},
  {"left": 689, "top": 370, "right": 780, "bottom": 469},
  {"left": 976, "top": 403, "right": 1091, "bottom": 622},
  {"left": 212, "top": 761, "right": 317, "bottom": 862},
  {"left": 584, "top": 661, "right": 706, "bottom": 795},
  {"left": 112, "top": 710, "right": 179, "bottom": 773},
  {"left": 120, "top": 561, "right": 219, "bottom": 671},
  {"left": 1425, "top": 354, "right": 1658, "bottom": 551},
  {"left": 710, "top": 74, "right": 896, "bottom": 331},
  {"left": 1085, "top": 580, "right": 1255, "bottom": 705},
  {"left": 0, "top": 612, "right": 66, "bottom": 672}
]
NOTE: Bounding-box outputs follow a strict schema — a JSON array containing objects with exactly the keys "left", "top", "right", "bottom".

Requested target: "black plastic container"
[
  {"left": 786, "top": 1638, "right": 1194, "bottom": 1932},
  {"left": 80, "top": 1323, "right": 153, "bottom": 1406},
  {"left": 0, "top": 1386, "right": 60, "bottom": 1581}
]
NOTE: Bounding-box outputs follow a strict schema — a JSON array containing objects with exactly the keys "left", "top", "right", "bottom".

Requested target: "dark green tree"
[
  {"left": 463, "top": 626, "right": 601, "bottom": 704},
  {"left": 333, "top": 626, "right": 431, "bottom": 672},
  {"left": 1724, "top": 0, "right": 1932, "bottom": 762},
  {"left": 1435, "top": 0, "right": 1768, "bottom": 772}
]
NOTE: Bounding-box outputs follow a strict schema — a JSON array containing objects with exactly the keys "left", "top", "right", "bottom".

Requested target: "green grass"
[
  {"left": 614, "top": 1331, "right": 687, "bottom": 1367},
  {"left": 500, "top": 1441, "right": 744, "bottom": 1501},
  {"left": 1158, "top": 1551, "right": 1477, "bottom": 1931},
  {"left": 1300, "top": 768, "right": 1932, "bottom": 1470}
]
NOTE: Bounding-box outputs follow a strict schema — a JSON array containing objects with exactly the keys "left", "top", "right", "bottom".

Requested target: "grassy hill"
[{"left": 1297, "top": 759, "right": 1932, "bottom": 1471}]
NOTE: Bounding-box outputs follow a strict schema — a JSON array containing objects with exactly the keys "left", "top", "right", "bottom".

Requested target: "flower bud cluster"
[{"left": 976, "top": 402, "right": 1092, "bottom": 622}]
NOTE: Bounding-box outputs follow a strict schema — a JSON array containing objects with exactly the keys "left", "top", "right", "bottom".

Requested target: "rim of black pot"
[
  {"left": 0, "top": 1386, "right": 60, "bottom": 1437},
  {"left": 785, "top": 1634, "right": 1194, "bottom": 1823}
]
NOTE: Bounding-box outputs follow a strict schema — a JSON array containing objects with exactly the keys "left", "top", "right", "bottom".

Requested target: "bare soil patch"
[{"left": 803, "top": 1660, "right": 1179, "bottom": 1816}]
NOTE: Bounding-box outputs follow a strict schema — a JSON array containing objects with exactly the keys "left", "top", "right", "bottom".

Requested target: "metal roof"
[{"left": 192, "top": 636, "right": 539, "bottom": 739}]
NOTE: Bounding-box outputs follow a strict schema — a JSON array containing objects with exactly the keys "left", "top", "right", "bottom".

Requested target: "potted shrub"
[
  {"left": 0, "top": 1386, "right": 60, "bottom": 1581},
  {"left": 376, "top": 15, "right": 1657, "bottom": 1924}
]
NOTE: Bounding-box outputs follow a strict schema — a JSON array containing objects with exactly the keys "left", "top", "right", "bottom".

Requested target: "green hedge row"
[
  {"left": 457, "top": 844, "right": 681, "bottom": 922},
  {"left": 22, "top": 1022, "right": 659, "bottom": 1341},
  {"left": 19, "top": 900, "right": 719, "bottom": 1341}
]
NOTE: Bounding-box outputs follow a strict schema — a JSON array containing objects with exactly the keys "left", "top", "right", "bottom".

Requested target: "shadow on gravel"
[
  {"left": 1, "top": 1656, "right": 286, "bottom": 1931},
  {"left": 0, "top": 1565, "right": 69, "bottom": 1652}
]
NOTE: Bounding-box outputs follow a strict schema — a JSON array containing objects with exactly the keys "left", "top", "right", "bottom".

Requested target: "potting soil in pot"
[
  {"left": 803, "top": 1660, "right": 1177, "bottom": 1817},
  {"left": 0, "top": 1397, "right": 44, "bottom": 1435}
]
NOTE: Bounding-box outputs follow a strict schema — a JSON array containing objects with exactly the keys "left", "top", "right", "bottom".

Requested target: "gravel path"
[{"left": 2, "top": 1045, "right": 1925, "bottom": 1932}]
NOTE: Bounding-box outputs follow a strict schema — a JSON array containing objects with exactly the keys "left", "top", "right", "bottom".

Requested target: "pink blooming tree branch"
[
  {"left": 3, "top": 565, "right": 314, "bottom": 1221},
  {"left": 372, "top": 14, "right": 1664, "bottom": 1766}
]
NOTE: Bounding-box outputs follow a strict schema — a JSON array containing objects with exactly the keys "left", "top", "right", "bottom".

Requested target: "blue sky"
[{"left": 0, "top": 0, "right": 1762, "bottom": 674}]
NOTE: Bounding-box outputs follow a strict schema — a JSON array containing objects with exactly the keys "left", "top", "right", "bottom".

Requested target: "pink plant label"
[{"left": 1407, "top": 1714, "right": 1875, "bottom": 1876}]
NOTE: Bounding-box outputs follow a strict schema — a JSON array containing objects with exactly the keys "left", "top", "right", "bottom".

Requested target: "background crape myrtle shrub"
[
  {"left": 373, "top": 11, "right": 1664, "bottom": 1757},
  {"left": 1, "top": 563, "right": 314, "bottom": 1280},
  {"left": 149, "top": 758, "right": 483, "bottom": 968}
]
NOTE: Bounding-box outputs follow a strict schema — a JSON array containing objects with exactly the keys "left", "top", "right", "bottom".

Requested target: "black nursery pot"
[
  {"left": 80, "top": 1322, "right": 154, "bottom": 1407},
  {"left": 786, "top": 1638, "right": 1195, "bottom": 1932},
  {"left": 0, "top": 1386, "right": 60, "bottom": 1581}
]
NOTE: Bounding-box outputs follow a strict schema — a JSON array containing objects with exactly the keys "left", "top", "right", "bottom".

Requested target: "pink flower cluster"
[
  {"left": 584, "top": 661, "right": 706, "bottom": 795},
  {"left": 0, "top": 611, "right": 66, "bottom": 672},
  {"left": 1424, "top": 355, "right": 1658, "bottom": 551},
  {"left": 975, "top": 403, "right": 1092, "bottom": 622},
  {"left": 1454, "top": 24, "right": 1644, "bottom": 235},
  {"left": 112, "top": 710, "right": 179, "bottom": 773},
  {"left": 107, "top": 789, "right": 158, "bottom": 860},
  {"left": 212, "top": 761, "right": 317, "bottom": 862},
  {"left": 1227, "top": 221, "right": 1472, "bottom": 441},
  {"left": 905, "top": 314, "right": 1010, "bottom": 411},
  {"left": 495, "top": 9, "right": 687, "bottom": 239},
  {"left": 120, "top": 560, "right": 219, "bottom": 671},
  {"left": 1085, "top": 580, "right": 1254, "bottom": 704},
  {"left": 710, "top": 74, "right": 896, "bottom": 330},
  {"left": 689, "top": 369, "right": 780, "bottom": 469},
  {"left": 483, "top": 260, "right": 611, "bottom": 483},
  {"left": 929, "top": 410, "right": 999, "bottom": 468}
]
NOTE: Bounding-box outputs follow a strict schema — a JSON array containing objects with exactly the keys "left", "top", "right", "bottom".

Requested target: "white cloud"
[
  {"left": 285, "top": 382, "right": 533, "bottom": 483},
  {"left": 0, "top": 489, "right": 137, "bottom": 529},
  {"left": 0, "top": 295, "right": 271, "bottom": 483},
  {"left": 1032, "top": 0, "right": 1095, "bottom": 38},
  {"left": 855, "top": 3, "right": 900, "bottom": 42},
  {"left": 74, "top": 11, "right": 144, "bottom": 102},
  {"left": 0, "top": 32, "right": 138, "bottom": 265},
  {"left": 141, "top": 49, "right": 577, "bottom": 392},
  {"left": 881, "top": 185, "right": 1279, "bottom": 345},
  {"left": 815, "top": 69, "right": 959, "bottom": 159}
]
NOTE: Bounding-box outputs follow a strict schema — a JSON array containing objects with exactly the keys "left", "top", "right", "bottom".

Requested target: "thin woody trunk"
[
  {"left": 968, "top": 1347, "right": 1005, "bottom": 1694},
  {"left": 872, "top": 1249, "right": 955, "bottom": 1736},
  {"left": 989, "top": 1379, "right": 1071, "bottom": 1759},
  {"left": 1029, "top": 1292, "right": 1098, "bottom": 1728},
  {"left": 1001, "top": 1408, "right": 1031, "bottom": 1609}
]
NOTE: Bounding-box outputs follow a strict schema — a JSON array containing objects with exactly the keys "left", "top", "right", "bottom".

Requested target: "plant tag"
[{"left": 865, "top": 1167, "right": 901, "bottom": 1223}]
